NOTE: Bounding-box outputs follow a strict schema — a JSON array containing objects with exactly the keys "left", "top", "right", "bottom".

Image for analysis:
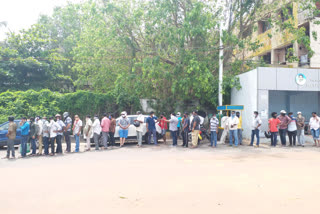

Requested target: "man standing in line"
[
  {"left": 109, "top": 114, "right": 116, "bottom": 147},
  {"left": 49, "top": 117, "right": 59, "bottom": 156},
  {"left": 176, "top": 112, "right": 182, "bottom": 140},
  {"left": 35, "top": 116, "right": 43, "bottom": 155},
  {"left": 134, "top": 111, "right": 144, "bottom": 147},
  {"left": 159, "top": 113, "right": 168, "bottom": 144},
  {"left": 42, "top": 116, "right": 50, "bottom": 155},
  {"left": 73, "top": 115, "right": 82, "bottom": 152},
  {"left": 5, "top": 116, "right": 17, "bottom": 159},
  {"left": 182, "top": 112, "right": 190, "bottom": 147},
  {"left": 20, "top": 117, "right": 30, "bottom": 158},
  {"left": 287, "top": 112, "right": 298, "bottom": 147},
  {"left": 100, "top": 113, "right": 111, "bottom": 150},
  {"left": 236, "top": 112, "right": 242, "bottom": 145},
  {"left": 165, "top": 113, "right": 179, "bottom": 146},
  {"left": 84, "top": 115, "right": 93, "bottom": 151},
  {"left": 226, "top": 111, "right": 239, "bottom": 147},
  {"left": 55, "top": 114, "right": 65, "bottom": 154},
  {"left": 210, "top": 113, "right": 219, "bottom": 147},
  {"left": 296, "top": 112, "right": 305, "bottom": 147},
  {"left": 277, "top": 110, "right": 291, "bottom": 146},
  {"left": 63, "top": 112, "right": 72, "bottom": 153},
  {"left": 309, "top": 112, "right": 320, "bottom": 147},
  {"left": 146, "top": 111, "right": 158, "bottom": 145},
  {"left": 191, "top": 110, "right": 201, "bottom": 148},
  {"left": 220, "top": 114, "right": 229, "bottom": 144},
  {"left": 268, "top": 112, "right": 281, "bottom": 147},
  {"left": 29, "top": 117, "right": 39, "bottom": 156},
  {"left": 118, "top": 111, "right": 130, "bottom": 147},
  {"left": 250, "top": 111, "right": 262, "bottom": 147},
  {"left": 92, "top": 115, "right": 101, "bottom": 150}
]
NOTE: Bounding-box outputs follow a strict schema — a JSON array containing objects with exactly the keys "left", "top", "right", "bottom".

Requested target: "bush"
[{"left": 0, "top": 89, "right": 117, "bottom": 123}]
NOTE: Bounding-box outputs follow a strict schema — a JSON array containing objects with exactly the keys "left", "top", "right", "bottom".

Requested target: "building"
[
  {"left": 231, "top": 67, "right": 320, "bottom": 138},
  {"left": 239, "top": 0, "right": 320, "bottom": 68}
]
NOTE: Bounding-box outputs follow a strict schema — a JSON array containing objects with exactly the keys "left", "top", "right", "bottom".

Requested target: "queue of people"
[{"left": 3, "top": 109, "right": 320, "bottom": 159}]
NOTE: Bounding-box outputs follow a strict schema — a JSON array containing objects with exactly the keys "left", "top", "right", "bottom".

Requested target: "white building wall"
[
  {"left": 310, "top": 17, "right": 320, "bottom": 68},
  {"left": 231, "top": 69, "right": 258, "bottom": 138}
]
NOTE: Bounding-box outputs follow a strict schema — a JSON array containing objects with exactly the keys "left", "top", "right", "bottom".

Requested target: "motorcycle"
[{"left": 188, "top": 124, "right": 210, "bottom": 144}]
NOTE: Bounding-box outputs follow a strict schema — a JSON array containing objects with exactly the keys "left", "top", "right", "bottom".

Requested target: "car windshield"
[{"left": 0, "top": 122, "right": 9, "bottom": 131}]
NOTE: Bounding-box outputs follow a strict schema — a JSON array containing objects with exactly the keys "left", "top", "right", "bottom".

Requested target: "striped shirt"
[{"left": 210, "top": 117, "right": 219, "bottom": 131}]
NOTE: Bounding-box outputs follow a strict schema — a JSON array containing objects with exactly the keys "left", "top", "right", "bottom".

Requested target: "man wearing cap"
[
  {"left": 309, "top": 112, "right": 320, "bottom": 147},
  {"left": 118, "top": 111, "right": 130, "bottom": 147},
  {"left": 296, "top": 112, "right": 305, "bottom": 147},
  {"left": 277, "top": 110, "right": 291, "bottom": 146},
  {"left": 176, "top": 112, "right": 182, "bottom": 139},
  {"left": 55, "top": 114, "right": 65, "bottom": 154}
]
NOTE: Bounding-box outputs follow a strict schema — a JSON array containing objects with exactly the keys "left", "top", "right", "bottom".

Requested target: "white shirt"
[
  {"left": 288, "top": 118, "right": 297, "bottom": 132},
  {"left": 226, "top": 116, "right": 239, "bottom": 130},
  {"left": 84, "top": 119, "right": 93, "bottom": 139},
  {"left": 56, "top": 119, "right": 65, "bottom": 136},
  {"left": 36, "top": 119, "right": 43, "bottom": 135},
  {"left": 252, "top": 116, "right": 262, "bottom": 130},
  {"left": 92, "top": 118, "right": 101, "bottom": 134},
  {"left": 309, "top": 116, "right": 320, "bottom": 130},
  {"left": 136, "top": 114, "right": 144, "bottom": 132},
  {"left": 49, "top": 120, "right": 60, "bottom": 138},
  {"left": 73, "top": 119, "right": 83, "bottom": 135},
  {"left": 42, "top": 120, "right": 50, "bottom": 138}
]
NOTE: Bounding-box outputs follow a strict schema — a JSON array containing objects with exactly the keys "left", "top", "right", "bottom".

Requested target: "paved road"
[{"left": 1, "top": 140, "right": 320, "bottom": 214}]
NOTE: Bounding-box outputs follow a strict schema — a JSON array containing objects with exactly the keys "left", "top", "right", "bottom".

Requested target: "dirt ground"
[{"left": 1, "top": 140, "right": 320, "bottom": 214}]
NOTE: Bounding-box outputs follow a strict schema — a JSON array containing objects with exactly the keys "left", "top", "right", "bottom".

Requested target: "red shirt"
[
  {"left": 269, "top": 118, "right": 281, "bottom": 132},
  {"left": 159, "top": 117, "right": 167, "bottom": 130}
]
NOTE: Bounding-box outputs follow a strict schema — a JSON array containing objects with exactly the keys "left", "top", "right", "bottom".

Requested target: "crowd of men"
[
  {"left": 220, "top": 110, "right": 320, "bottom": 148},
  {"left": 4, "top": 109, "right": 320, "bottom": 159},
  {"left": 4, "top": 110, "right": 202, "bottom": 159}
]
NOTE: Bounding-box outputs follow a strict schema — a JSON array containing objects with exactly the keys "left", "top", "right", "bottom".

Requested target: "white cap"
[
  {"left": 177, "top": 112, "right": 181, "bottom": 117},
  {"left": 280, "top": 110, "right": 286, "bottom": 114},
  {"left": 297, "top": 111, "right": 302, "bottom": 115}
]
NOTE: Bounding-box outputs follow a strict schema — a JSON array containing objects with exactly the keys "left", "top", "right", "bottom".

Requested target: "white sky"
[{"left": 0, "top": 0, "right": 83, "bottom": 41}]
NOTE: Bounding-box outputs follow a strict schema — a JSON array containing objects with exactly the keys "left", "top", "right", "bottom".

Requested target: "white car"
[{"left": 114, "top": 115, "right": 162, "bottom": 143}]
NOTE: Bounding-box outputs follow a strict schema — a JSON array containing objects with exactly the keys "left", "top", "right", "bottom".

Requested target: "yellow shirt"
[{"left": 237, "top": 116, "right": 242, "bottom": 129}]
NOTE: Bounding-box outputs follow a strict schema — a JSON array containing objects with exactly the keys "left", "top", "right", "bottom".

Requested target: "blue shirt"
[
  {"left": 177, "top": 117, "right": 182, "bottom": 128},
  {"left": 146, "top": 116, "right": 158, "bottom": 131},
  {"left": 21, "top": 121, "right": 30, "bottom": 136}
]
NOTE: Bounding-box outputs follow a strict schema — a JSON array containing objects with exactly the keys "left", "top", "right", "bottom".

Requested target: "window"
[
  {"left": 262, "top": 52, "right": 271, "bottom": 64},
  {"left": 280, "top": 5, "right": 293, "bottom": 22},
  {"left": 258, "top": 21, "right": 271, "bottom": 34}
]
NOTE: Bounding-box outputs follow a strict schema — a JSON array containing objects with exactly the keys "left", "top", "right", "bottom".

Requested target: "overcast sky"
[{"left": 0, "top": 0, "right": 83, "bottom": 41}]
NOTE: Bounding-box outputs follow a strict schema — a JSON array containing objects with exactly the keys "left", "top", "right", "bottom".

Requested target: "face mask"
[
  {"left": 281, "top": 113, "right": 285, "bottom": 116},
  {"left": 231, "top": 114, "right": 235, "bottom": 118},
  {"left": 272, "top": 115, "right": 277, "bottom": 119},
  {"left": 94, "top": 117, "right": 98, "bottom": 120},
  {"left": 109, "top": 116, "right": 111, "bottom": 119},
  {"left": 122, "top": 115, "right": 126, "bottom": 118}
]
